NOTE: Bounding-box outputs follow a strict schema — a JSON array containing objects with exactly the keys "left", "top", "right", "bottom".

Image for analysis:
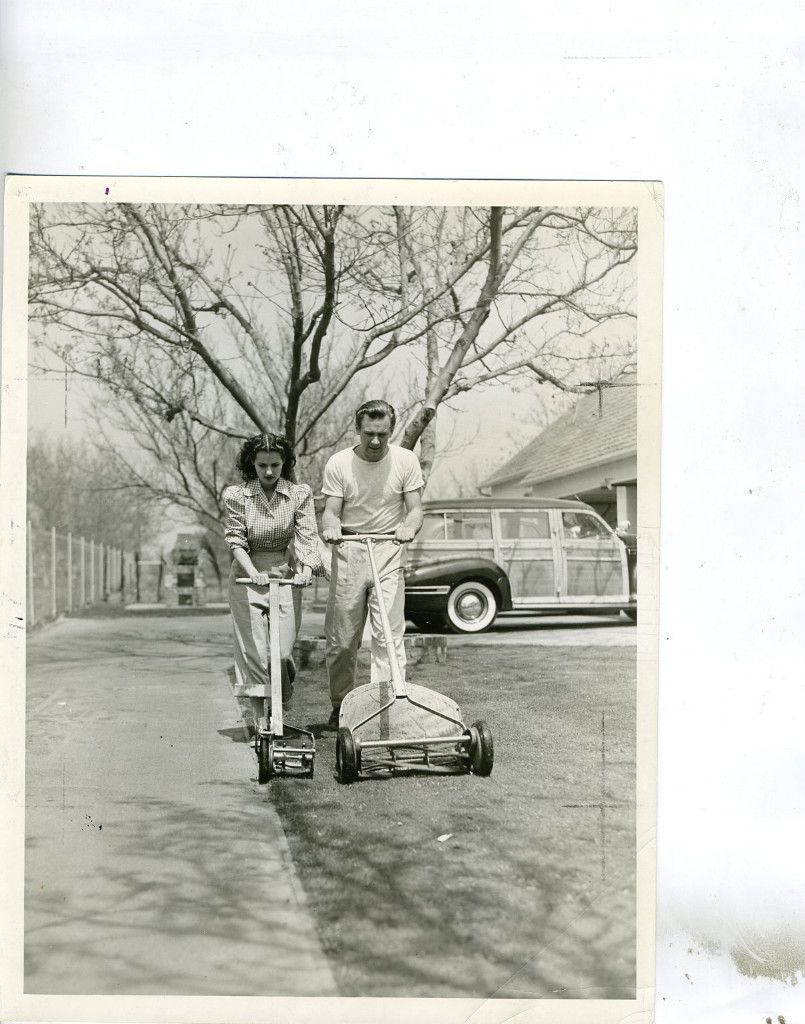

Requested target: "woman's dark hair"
[
  {"left": 354, "top": 399, "right": 396, "bottom": 432},
  {"left": 236, "top": 433, "right": 296, "bottom": 481}
]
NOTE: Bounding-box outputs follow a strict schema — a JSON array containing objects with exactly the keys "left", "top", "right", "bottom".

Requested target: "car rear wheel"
[{"left": 445, "top": 580, "right": 497, "bottom": 633}]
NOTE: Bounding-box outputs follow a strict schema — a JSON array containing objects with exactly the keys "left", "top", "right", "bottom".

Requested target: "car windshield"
[{"left": 561, "top": 512, "right": 612, "bottom": 540}]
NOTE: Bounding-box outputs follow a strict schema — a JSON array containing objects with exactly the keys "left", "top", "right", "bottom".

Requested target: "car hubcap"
[{"left": 457, "top": 592, "right": 485, "bottom": 621}]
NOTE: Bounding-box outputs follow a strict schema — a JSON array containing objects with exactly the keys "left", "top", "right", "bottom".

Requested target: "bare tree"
[
  {"left": 386, "top": 206, "right": 636, "bottom": 449},
  {"left": 78, "top": 363, "right": 368, "bottom": 525},
  {"left": 29, "top": 204, "right": 350, "bottom": 445},
  {"left": 29, "top": 202, "right": 637, "bottom": 496},
  {"left": 27, "top": 433, "right": 158, "bottom": 548}
]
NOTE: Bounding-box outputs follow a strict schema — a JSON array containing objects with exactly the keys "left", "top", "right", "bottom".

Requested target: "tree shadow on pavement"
[{"left": 25, "top": 784, "right": 332, "bottom": 996}]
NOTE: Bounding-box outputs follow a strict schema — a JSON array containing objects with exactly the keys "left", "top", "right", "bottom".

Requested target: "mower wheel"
[
  {"left": 336, "top": 727, "right": 359, "bottom": 784},
  {"left": 469, "top": 720, "right": 494, "bottom": 776},
  {"left": 257, "top": 736, "right": 273, "bottom": 784}
]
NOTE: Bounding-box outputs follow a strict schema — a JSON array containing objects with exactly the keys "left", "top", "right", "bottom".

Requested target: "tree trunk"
[
  {"left": 400, "top": 208, "right": 504, "bottom": 451},
  {"left": 418, "top": 417, "right": 437, "bottom": 486}
]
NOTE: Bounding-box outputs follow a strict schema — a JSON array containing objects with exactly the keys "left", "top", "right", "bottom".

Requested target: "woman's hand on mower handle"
[{"left": 250, "top": 567, "right": 288, "bottom": 585}]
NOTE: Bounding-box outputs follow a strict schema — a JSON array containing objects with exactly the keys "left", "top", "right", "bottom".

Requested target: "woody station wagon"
[{"left": 404, "top": 498, "right": 637, "bottom": 633}]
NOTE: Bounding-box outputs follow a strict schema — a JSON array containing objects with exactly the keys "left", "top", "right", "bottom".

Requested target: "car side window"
[
  {"left": 418, "top": 512, "right": 446, "bottom": 541},
  {"left": 444, "top": 510, "right": 493, "bottom": 540},
  {"left": 498, "top": 510, "right": 551, "bottom": 540},
  {"left": 561, "top": 511, "right": 612, "bottom": 540}
]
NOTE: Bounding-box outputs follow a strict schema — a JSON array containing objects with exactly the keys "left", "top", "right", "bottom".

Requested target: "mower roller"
[
  {"left": 236, "top": 576, "right": 315, "bottom": 782},
  {"left": 334, "top": 534, "right": 493, "bottom": 783}
]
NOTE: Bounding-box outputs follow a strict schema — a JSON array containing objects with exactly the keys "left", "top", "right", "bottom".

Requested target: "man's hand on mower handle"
[
  {"left": 393, "top": 524, "right": 416, "bottom": 545},
  {"left": 322, "top": 525, "right": 343, "bottom": 545}
]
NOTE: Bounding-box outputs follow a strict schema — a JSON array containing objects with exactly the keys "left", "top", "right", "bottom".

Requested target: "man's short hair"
[{"left": 355, "top": 399, "right": 396, "bottom": 432}]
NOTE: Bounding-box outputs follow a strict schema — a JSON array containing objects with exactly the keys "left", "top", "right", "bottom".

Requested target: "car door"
[
  {"left": 494, "top": 508, "right": 560, "bottom": 605},
  {"left": 557, "top": 509, "right": 628, "bottom": 604}
]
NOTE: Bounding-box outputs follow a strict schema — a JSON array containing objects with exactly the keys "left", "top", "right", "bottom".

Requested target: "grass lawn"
[{"left": 268, "top": 643, "right": 636, "bottom": 999}]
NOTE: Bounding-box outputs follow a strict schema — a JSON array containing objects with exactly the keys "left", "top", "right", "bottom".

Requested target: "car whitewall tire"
[{"left": 446, "top": 580, "right": 498, "bottom": 633}]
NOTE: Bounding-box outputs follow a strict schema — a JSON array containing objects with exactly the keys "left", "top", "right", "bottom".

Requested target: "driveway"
[
  {"left": 301, "top": 609, "right": 637, "bottom": 648},
  {"left": 24, "top": 615, "right": 337, "bottom": 996}
]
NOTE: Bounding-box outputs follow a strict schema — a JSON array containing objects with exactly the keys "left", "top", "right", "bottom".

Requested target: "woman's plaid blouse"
[{"left": 223, "top": 478, "right": 326, "bottom": 576}]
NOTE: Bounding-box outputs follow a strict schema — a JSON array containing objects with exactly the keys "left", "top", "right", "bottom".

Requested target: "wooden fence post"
[
  {"left": 81, "top": 536, "right": 86, "bottom": 606},
  {"left": 67, "top": 531, "right": 73, "bottom": 612},
  {"left": 89, "top": 540, "right": 95, "bottom": 604},
  {"left": 27, "top": 521, "right": 36, "bottom": 626},
  {"left": 51, "top": 527, "right": 57, "bottom": 619}
]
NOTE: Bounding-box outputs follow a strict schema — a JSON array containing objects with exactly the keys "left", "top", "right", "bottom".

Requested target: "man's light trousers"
[{"left": 325, "top": 539, "right": 406, "bottom": 709}]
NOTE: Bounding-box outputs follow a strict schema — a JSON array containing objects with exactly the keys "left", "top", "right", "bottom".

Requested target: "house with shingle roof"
[{"left": 481, "top": 373, "right": 637, "bottom": 530}]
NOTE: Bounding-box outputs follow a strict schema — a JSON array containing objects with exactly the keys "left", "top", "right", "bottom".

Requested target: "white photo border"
[{"left": 1, "top": 175, "right": 663, "bottom": 1024}]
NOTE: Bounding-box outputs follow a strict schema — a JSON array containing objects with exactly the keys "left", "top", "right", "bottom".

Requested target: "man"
[{"left": 321, "top": 399, "right": 424, "bottom": 727}]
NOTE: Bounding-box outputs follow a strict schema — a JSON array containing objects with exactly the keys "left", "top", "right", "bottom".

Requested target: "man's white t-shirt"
[{"left": 321, "top": 444, "right": 424, "bottom": 534}]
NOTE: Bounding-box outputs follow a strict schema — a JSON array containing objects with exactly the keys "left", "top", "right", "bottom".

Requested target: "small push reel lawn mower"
[
  {"left": 236, "top": 576, "right": 315, "bottom": 782},
  {"left": 334, "top": 534, "right": 494, "bottom": 783}
]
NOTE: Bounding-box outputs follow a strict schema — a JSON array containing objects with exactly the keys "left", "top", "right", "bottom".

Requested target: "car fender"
[
  {"left": 616, "top": 531, "right": 637, "bottom": 599},
  {"left": 404, "top": 557, "right": 512, "bottom": 610}
]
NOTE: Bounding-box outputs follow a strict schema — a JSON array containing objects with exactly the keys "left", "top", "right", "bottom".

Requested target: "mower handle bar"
[
  {"left": 338, "top": 532, "right": 404, "bottom": 542},
  {"left": 235, "top": 577, "right": 300, "bottom": 585}
]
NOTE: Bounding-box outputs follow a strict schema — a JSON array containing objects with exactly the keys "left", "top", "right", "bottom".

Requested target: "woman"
[{"left": 223, "top": 433, "right": 325, "bottom": 730}]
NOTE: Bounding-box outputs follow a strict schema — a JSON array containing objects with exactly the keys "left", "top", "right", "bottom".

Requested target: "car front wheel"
[{"left": 445, "top": 580, "right": 498, "bottom": 633}]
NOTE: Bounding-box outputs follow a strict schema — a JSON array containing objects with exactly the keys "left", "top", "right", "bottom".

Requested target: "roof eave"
[{"left": 519, "top": 446, "right": 637, "bottom": 487}]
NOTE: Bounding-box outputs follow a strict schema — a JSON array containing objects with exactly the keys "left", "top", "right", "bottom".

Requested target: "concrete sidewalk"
[{"left": 25, "top": 615, "right": 337, "bottom": 996}]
